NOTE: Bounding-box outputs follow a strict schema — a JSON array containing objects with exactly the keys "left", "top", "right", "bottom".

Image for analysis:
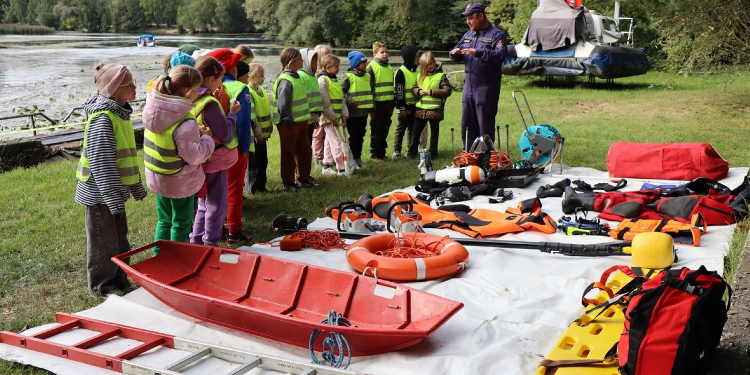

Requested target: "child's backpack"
[{"left": 618, "top": 266, "right": 731, "bottom": 375}]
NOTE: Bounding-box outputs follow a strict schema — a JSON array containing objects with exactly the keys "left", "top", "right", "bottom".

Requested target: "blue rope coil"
[{"left": 309, "top": 310, "right": 352, "bottom": 369}]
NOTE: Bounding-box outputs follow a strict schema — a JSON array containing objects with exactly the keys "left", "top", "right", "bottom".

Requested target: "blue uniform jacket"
[
  {"left": 222, "top": 74, "right": 253, "bottom": 153},
  {"left": 449, "top": 24, "right": 508, "bottom": 104}
]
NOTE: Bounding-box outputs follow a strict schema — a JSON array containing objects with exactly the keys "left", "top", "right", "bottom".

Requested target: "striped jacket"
[{"left": 74, "top": 95, "right": 147, "bottom": 214}]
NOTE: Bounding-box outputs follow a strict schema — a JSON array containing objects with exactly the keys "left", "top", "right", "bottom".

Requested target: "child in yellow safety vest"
[
  {"left": 190, "top": 56, "right": 241, "bottom": 246},
  {"left": 317, "top": 54, "right": 349, "bottom": 175},
  {"left": 233, "top": 45, "right": 254, "bottom": 64},
  {"left": 342, "top": 51, "right": 373, "bottom": 169},
  {"left": 392, "top": 45, "right": 420, "bottom": 159},
  {"left": 245, "top": 63, "right": 274, "bottom": 194},
  {"left": 406, "top": 52, "right": 452, "bottom": 159},
  {"left": 206, "top": 49, "right": 255, "bottom": 245},
  {"left": 142, "top": 66, "right": 215, "bottom": 251},
  {"left": 274, "top": 47, "right": 316, "bottom": 192},
  {"left": 74, "top": 62, "right": 147, "bottom": 297},
  {"left": 366, "top": 42, "right": 395, "bottom": 161}
]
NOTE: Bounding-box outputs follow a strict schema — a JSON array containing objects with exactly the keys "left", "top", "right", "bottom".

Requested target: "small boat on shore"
[
  {"left": 112, "top": 240, "right": 463, "bottom": 356},
  {"left": 137, "top": 34, "right": 155, "bottom": 47}
]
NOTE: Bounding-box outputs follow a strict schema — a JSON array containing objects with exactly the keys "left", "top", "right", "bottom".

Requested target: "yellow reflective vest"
[
  {"left": 398, "top": 65, "right": 419, "bottom": 106},
  {"left": 273, "top": 73, "right": 312, "bottom": 123},
  {"left": 416, "top": 73, "right": 445, "bottom": 110},
  {"left": 325, "top": 76, "right": 344, "bottom": 120},
  {"left": 248, "top": 84, "right": 273, "bottom": 138},
  {"left": 143, "top": 113, "right": 194, "bottom": 175},
  {"left": 345, "top": 72, "right": 374, "bottom": 110},
  {"left": 191, "top": 94, "right": 238, "bottom": 149},
  {"left": 76, "top": 110, "right": 139, "bottom": 185},
  {"left": 368, "top": 61, "right": 394, "bottom": 102},
  {"left": 298, "top": 70, "right": 323, "bottom": 113}
]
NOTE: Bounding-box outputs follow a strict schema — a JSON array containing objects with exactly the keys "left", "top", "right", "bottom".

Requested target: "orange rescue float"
[{"left": 346, "top": 232, "right": 470, "bottom": 282}]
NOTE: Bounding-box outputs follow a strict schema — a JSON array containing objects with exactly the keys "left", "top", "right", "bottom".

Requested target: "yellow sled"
[{"left": 534, "top": 267, "right": 657, "bottom": 375}]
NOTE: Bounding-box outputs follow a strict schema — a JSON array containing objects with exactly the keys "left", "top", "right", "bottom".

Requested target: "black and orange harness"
[{"left": 327, "top": 192, "right": 557, "bottom": 238}]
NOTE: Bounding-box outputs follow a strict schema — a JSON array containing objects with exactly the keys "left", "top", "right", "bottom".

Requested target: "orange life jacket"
[
  {"left": 369, "top": 192, "right": 557, "bottom": 238},
  {"left": 608, "top": 214, "right": 705, "bottom": 246}
]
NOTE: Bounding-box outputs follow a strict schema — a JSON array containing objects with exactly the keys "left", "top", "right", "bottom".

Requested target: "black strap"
[
  {"left": 616, "top": 227, "right": 630, "bottom": 240},
  {"left": 654, "top": 219, "right": 670, "bottom": 232}
]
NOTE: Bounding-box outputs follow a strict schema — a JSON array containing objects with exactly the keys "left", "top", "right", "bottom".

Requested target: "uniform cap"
[{"left": 460, "top": 2, "right": 486, "bottom": 17}]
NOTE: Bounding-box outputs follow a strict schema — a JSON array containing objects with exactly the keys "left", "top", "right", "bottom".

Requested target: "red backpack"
[{"left": 618, "top": 266, "right": 731, "bottom": 375}]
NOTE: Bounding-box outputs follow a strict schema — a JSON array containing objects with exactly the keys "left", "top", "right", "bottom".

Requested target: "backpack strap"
[{"left": 538, "top": 343, "right": 618, "bottom": 373}]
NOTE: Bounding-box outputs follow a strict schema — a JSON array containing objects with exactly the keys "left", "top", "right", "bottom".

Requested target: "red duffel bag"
[{"left": 607, "top": 142, "right": 729, "bottom": 180}]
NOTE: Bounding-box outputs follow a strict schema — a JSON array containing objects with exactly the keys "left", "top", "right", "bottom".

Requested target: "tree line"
[{"left": 1, "top": 0, "right": 748, "bottom": 71}]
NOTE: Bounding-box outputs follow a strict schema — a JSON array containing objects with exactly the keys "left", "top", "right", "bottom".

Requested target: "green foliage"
[
  {"left": 109, "top": 0, "right": 145, "bottom": 32},
  {"left": 244, "top": 0, "right": 278, "bottom": 33},
  {"left": 176, "top": 0, "right": 213, "bottom": 33},
  {"left": 214, "top": 0, "right": 247, "bottom": 33},
  {"left": 275, "top": 0, "right": 465, "bottom": 49},
  {"left": 485, "top": 0, "right": 517, "bottom": 38},
  {"left": 507, "top": 0, "right": 535, "bottom": 44},
  {"left": 141, "top": 0, "right": 177, "bottom": 27},
  {"left": 650, "top": 0, "right": 750, "bottom": 71},
  {"left": 76, "top": 0, "right": 108, "bottom": 31},
  {"left": 53, "top": 2, "right": 78, "bottom": 30}
]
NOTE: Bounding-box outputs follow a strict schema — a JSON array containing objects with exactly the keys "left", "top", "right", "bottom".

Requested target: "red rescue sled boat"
[{"left": 112, "top": 240, "right": 463, "bottom": 356}]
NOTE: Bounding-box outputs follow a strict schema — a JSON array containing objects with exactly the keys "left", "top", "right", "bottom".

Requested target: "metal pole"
[
  {"left": 451, "top": 128, "right": 456, "bottom": 157},
  {"left": 31, "top": 116, "right": 36, "bottom": 136},
  {"left": 505, "top": 124, "right": 510, "bottom": 159}
]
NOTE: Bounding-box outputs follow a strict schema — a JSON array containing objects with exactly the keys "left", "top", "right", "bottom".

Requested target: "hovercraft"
[{"left": 503, "top": 0, "right": 650, "bottom": 80}]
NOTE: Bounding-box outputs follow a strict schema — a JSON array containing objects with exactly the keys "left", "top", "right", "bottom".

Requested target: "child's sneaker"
[
  {"left": 337, "top": 169, "right": 347, "bottom": 175},
  {"left": 355, "top": 158, "right": 365, "bottom": 168},
  {"left": 391, "top": 152, "right": 401, "bottom": 159},
  {"left": 322, "top": 167, "right": 337, "bottom": 176}
]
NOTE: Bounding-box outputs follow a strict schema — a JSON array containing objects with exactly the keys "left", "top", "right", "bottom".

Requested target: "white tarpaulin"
[{"left": 2, "top": 167, "right": 747, "bottom": 375}]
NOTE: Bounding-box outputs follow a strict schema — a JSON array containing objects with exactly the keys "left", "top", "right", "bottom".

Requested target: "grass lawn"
[{"left": 1, "top": 70, "right": 749, "bottom": 374}]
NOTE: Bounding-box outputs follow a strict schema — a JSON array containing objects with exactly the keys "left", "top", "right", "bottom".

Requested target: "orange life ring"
[{"left": 346, "top": 232, "right": 469, "bottom": 281}]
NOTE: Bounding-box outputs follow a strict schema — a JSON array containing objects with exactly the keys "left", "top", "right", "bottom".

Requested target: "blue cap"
[
  {"left": 347, "top": 51, "right": 367, "bottom": 69},
  {"left": 460, "top": 2, "right": 486, "bottom": 16},
  {"left": 168, "top": 51, "right": 195, "bottom": 73}
]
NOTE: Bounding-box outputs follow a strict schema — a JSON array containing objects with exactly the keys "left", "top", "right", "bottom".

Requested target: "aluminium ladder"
[{"left": 0, "top": 312, "right": 361, "bottom": 375}]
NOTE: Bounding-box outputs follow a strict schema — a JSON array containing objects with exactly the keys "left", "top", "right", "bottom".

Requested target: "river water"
[{"left": 0, "top": 32, "right": 410, "bottom": 141}]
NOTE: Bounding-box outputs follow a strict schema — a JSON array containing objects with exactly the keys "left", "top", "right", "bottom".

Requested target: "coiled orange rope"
[
  {"left": 375, "top": 231, "right": 451, "bottom": 258},
  {"left": 284, "top": 229, "right": 347, "bottom": 251},
  {"left": 452, "top": 150, "right": 512, "bottom": 170}
]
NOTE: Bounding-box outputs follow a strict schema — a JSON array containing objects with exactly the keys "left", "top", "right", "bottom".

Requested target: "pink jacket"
[{"left": 142, "top": 91, "right": 215, "bottom": 198}]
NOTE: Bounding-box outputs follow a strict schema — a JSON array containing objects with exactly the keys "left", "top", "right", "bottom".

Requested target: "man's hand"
[
  {"left": 398, "top": 110, "right": 408, "bottom": 118},
  {"left": 461, "top": 48, "right": 477, "bottom": 56},
  {"left": 255, "top": 135, "right": 264, "bottom": 145},
  {"left": 450, "top": 48, "right": 462, "bottom": 55}
]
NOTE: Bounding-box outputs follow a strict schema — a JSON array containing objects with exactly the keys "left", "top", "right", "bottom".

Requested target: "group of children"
[{"left": 75, "top": 42, "right": 451, "bottom": 296}]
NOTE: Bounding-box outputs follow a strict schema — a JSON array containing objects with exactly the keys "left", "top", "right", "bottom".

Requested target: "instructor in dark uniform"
[{"left": 449, "top": 2, "right": 507, "bottom": 148}]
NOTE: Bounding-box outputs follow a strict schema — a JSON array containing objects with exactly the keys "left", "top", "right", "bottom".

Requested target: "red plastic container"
[{"left": 112, "top": 241, "right": 463, "bottom": 356}]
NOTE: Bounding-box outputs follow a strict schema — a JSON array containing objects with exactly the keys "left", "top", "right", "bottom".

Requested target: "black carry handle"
[
  {"left": 385, "top": 200, "right": 414, "bottom": 233},
  {"left": 336, "top": 203, "right": 367, "bottom": 232}
]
